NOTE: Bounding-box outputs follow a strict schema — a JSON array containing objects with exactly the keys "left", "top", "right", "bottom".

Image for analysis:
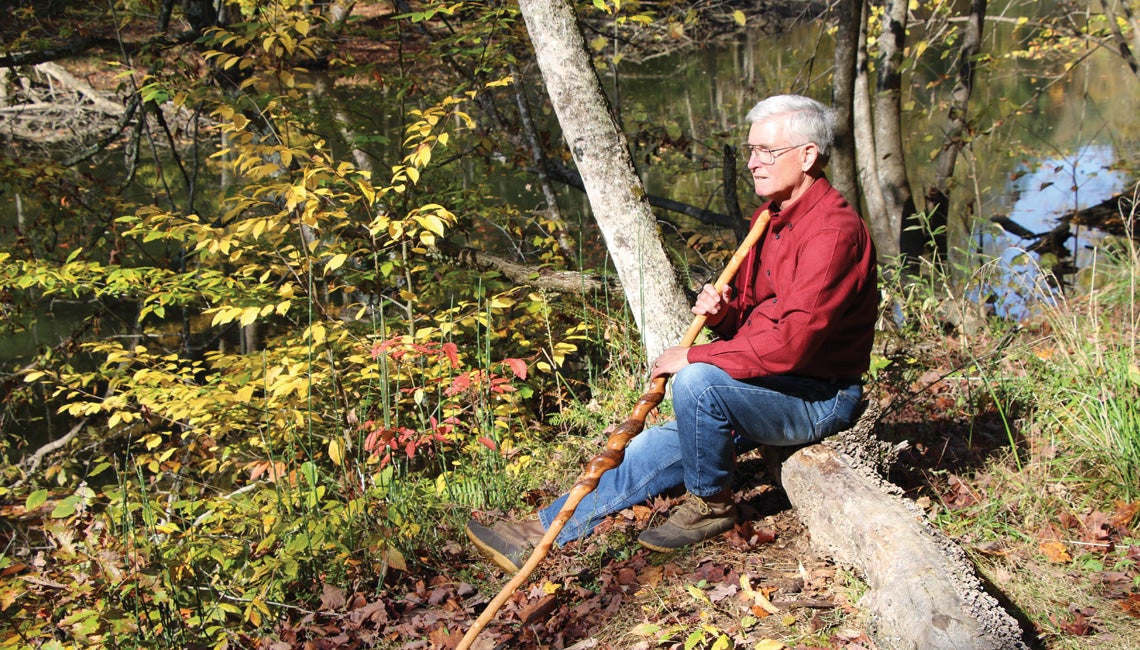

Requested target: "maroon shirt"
[{"left": 686, "top": 177, "right": 877, "bottom": 380}]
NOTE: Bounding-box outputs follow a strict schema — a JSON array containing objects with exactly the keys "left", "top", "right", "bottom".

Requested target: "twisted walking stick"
[{"left": 457, "top": 210, "right": 772, "bottom": 650}]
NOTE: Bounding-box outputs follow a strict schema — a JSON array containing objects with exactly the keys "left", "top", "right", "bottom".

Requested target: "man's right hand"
[{"left": 692, "top": 283, "right": 732, "bottom": 327}]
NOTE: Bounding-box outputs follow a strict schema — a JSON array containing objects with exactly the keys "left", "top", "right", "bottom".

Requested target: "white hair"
[{"left": 745, "top": 94, "right": 836, "bottom": 160}]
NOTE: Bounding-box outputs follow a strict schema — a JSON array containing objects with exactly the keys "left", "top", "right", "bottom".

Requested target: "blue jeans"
[{"left": 537, "top": 363, "right": 862, "bottom": 544}]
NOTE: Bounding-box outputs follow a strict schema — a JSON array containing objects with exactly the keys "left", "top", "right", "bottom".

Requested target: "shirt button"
[
  {"left": 774, "top": 234, "right": 780, "bottom": 240},
  {"left": 766, "top": 270, "right": 771, "bottom": 276}
]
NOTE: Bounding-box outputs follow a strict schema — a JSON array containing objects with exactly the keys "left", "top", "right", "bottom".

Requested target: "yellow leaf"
[
  {"left": 155, "top": 521, "right": 181, "bottom": 535},
  {"left": 1039, "top": 540, "right": 1072, "bottom": 563},
  {"left": 329, "top": 438, "right": 344, "bottom": 465},
  {"left": 418, "top": 213, "right": 446, "bottom": 237},
  {"left": 325, "top": 253, "right": 348, "bottom": 274},
  {"left": 382, "top": 546, "right": 407, "bottom": 571},
  {"left": 239, "top": 306, "right": 260, "bottom": 328},
  {"left": 733, "top": 10, "right": 746, "bottom": 26},
  {"left": 308, "top": 324, "right": 326, "bottom": 344},
  {"left": 753, "top": 640, "right": 785, "bottom": 650},
  {"left": 542, "top": 581, "right": 560, "bottom": 595}
]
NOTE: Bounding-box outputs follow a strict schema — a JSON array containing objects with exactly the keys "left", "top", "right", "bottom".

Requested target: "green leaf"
[
  {"left": 26, "top": 489, "right": 49, "bottom": 511},
  {"left": 50, "top": 497, "right": 77, "bottom": 519},
  {"left": 733, "top": 10, "right": 746, "bottom": 26}
]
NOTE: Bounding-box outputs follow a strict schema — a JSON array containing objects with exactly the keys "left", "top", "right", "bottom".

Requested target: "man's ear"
[{"left": 800, "top": 143, "right": 819, "bottom": 171}]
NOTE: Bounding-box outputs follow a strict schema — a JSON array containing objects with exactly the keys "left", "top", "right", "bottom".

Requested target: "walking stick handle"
[{"left": 457, "top": 210, "right": 771, "bottom": 650}]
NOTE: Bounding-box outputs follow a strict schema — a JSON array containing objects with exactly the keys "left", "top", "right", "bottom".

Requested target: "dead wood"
[
  {"left": 431, "top": 240, "right": 619, "bottom": 294},
  {"left": 778, "top": 407, "right": 1030, "bottom": 650}
]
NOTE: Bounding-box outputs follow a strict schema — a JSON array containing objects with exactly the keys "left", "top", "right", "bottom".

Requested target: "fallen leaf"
[
  {"left": 753, "top": 640, "right": 785, "bottom": 650},
  {"left": 637, "top": 565, "right": 663, "bottom": 588},
  {"left": 520, "top": 593, "right": 557, "bottom": 625},
  {"left": 630, "top": 622, "right": 661, "bottom": 636},
  {"left": 1051, "top": 607, "right": 1093, "bottom": 636},
  {"left": 1039, "top": 540, "right": 1072, "bottom": 563},
  {"left": 1109, "top": 501, "right": 1139, "bottom": 528},
  {"left": 320, "top": 583, "right": 347, "bottom": 611},
  {"left": 1119, "top": 593, "right": 1140, "bottom": 618},
  {"left": 974, "top": 540, "right": 1009, "bottom": 556},
  {"left": 739, "top": 575, "right": 779, "bottom": 614},
  {"left": 616, "top": 567, "right": 638, "bottom": 586},
  {"left": 707, "top": 582, "right": 737, "bottom": 603}
]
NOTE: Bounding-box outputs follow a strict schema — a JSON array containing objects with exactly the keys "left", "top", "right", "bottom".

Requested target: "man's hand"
[
  {"left": 692, "top": 283, "right": 732, "bottom": 327},
  {"left": 650, "top": 346, "right": 690, "bottom": 380}
]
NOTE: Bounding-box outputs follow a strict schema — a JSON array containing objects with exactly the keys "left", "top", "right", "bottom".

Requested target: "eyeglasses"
[{"left": 740, "top": 143, "right": 809, "bottom": 164}]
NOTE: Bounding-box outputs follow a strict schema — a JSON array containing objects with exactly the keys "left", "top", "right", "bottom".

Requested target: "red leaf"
[
  {"left": 478, "top": 436, "right": 497, "bottom": 451},
  {"left": 1052, "top": 608, "right": 1093, "bottom": 636},
  {"left": 446, "top": 372, "right": 472, "bottom": 397},
  {"left": 504, "top": 357, "right": 527, "bottom": 380},
  {"left": 441, "top": 342, "right": 460, "bottom": 368}
]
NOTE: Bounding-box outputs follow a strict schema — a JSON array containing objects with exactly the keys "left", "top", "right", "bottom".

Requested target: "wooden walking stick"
[{"left": 457, "top": 210, "right": 772, "bottom": 650}]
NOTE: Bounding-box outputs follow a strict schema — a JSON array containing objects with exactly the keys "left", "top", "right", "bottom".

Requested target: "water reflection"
[{"left": 981, "top": 144, "right": 1127, "bottom": 319}]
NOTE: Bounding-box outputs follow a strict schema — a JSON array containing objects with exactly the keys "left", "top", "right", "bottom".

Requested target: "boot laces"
[{"left": 684, "top": 494, "right": 712, "bottom": 516}]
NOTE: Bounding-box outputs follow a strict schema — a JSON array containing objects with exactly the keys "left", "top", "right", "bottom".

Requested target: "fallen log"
[{"left": 779, "top": 405, "right": 1030, "bottom": 650}]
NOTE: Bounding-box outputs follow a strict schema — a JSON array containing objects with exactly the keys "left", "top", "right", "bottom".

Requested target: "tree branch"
[
  {"left": 545, "top": 160, "right": 738, "bottom": 230},
  {"left": 432, "top": 240, "right": 619, "bottom": 294}
]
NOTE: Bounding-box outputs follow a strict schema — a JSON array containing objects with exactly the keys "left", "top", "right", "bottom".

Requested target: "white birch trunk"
[{"left": 517, "top": 0, "right": 691, "bottom": 361}]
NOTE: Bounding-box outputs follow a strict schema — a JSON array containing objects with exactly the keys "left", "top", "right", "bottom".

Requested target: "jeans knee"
[{"left": 673, "top": 363, "right": 722, "bottom": 408}]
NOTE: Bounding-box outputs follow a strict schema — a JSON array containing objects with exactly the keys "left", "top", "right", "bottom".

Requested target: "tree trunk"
[
  {"left": 874, "top": 0, "right": 919, "bottom": 266},
  {"left": 1100, "top": 0, "right": 1140, "bottom": 76},
  {"left": 852, "top": 0, "right": 892, "bottom": 260},
  {"left": 924, "top": 0, "right": 987, "bottom": 266},
  {"left": 517, "top": 0, "right": 691, "bottom": 360},
  {"left": 781, "top": 444, "right": 1030, "bottom": 650},
  {"left": 830, "top": 0, "right": 862, "bottom": 206},
  {"left": 510, "top": 62, "right": 578, "bottom": 263}
]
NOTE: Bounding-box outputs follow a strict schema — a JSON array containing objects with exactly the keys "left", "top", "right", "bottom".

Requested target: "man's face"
[{"left": 746, "top": 115, "right": 816, "bottom": 206}]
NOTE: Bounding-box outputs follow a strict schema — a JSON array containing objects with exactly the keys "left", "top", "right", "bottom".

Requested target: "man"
[{"left": 467, "top": 94, "right": 878, "bottom": 572}]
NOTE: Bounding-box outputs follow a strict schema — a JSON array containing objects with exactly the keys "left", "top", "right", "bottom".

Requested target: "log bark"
[{"left": 781, "top": 438, "right": 1029, "bottom": 650}]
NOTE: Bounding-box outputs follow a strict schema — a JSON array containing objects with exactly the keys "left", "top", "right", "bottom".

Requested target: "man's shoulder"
[{"left": 803, "top": 185, "right": 867, "bottom": 233}]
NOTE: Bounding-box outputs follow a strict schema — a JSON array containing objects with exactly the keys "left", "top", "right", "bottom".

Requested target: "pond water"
[{"left": 983, "top": 144, "right": 1130, "bottom": 319}]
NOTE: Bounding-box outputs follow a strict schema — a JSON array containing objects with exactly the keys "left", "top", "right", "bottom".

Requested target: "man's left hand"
[{"left": 650, "top": 346, "right": 689, "bottom": 380}]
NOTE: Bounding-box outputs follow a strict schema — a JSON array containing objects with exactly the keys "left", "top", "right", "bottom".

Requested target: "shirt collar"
[{"left": 765, "top": 175, "right": 829, "bottom": 224}]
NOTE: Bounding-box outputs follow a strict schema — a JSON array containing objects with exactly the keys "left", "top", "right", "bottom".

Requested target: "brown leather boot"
[
  {"left": 465, "top": 515, "right": 546, "bottom": 573},
  {"left": 637, "top": 489, "right": 737, "bottom": 552}
]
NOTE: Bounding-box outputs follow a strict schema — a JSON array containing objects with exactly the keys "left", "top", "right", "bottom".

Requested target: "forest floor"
[{"left": 365, "top": 321, "right": 1139, "bottom": 650}]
